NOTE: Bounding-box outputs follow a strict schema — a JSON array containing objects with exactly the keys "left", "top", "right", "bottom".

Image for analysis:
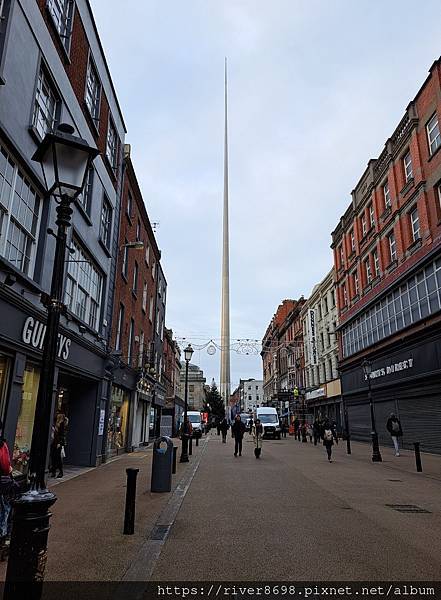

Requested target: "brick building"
[
  {"left": 162, "top": 328, "right": 183, "bottom": 436},
  {"left": 109, "top": 147, "right": 164, "bottom": 452},
  {"left": 332, "top": 58, "right": 441, "bottom": 453}
]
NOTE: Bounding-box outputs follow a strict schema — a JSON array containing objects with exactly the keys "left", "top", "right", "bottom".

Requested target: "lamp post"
[
  {"left": 362, "top": 358, "right": 382, "bottom": 462},
  {"left": 4, "top": 124, "right": 98, "bottom": 599},
  {"left": 180, "top": 344, "right": 194, "bottom": 463},
  {"left": 301, "top": 391, "right": 308, "bottom": 443}
]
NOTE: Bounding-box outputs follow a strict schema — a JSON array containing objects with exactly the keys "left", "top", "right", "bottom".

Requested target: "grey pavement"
[{"left": 151, "top": 432, "right": 441, "bottom": 581}]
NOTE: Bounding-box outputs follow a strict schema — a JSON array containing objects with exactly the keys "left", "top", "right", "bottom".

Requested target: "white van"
[
  {"left": 256, "top": 407, "right": 281, "bottom": 439},
  {"left": 187, "top": 411, "right": 203, "bottom": 438}
]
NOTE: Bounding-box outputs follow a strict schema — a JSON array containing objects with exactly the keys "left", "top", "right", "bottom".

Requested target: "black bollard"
[
  {"left": 124, "top": 468, "right": 139, "bottom": 535},
  {"left": 346, "top": 435, "right": 352, "bottom": 455},
  {"left": 414, "top": 442, "right": 422, "bottom": 472},
  {"left": 189, "top": 436, "right": 193, "bottom": 456},
  {"left": 196, "top": 436, "right": 199, "bottom": 447},
  {"left": 172, "top": 446, "right": 177, "bottom": 474}
]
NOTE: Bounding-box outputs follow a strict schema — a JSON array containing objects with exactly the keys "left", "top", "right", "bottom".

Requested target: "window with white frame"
[
  {"left": 410, "top": 207, "right": 420, "bottom": 242},
  {"left": 127, "top": 318, "right": 134, "bottom": 366},
  {"left": 85, "top": 56, "right": 101, "bottom": 122},
  {"left": 127, "top": 191, "right": 133, "bottom": 219},
  {"left": 373, "top": 249, "right": 380, "bottom": 277},
  {"left": 77, "top": 165, "right": 93, "bottom": 215},
  {"left": 46, "top": 0, "right": 74, "bottom": 53},
  {"left": 136, "top": 219, "right": 141, "bottom": 241},
  {"left": 383, "top": 181, "right": 391, "bottom": 209},
  {"left": 403, "top": 151, "right": 413, "bottom": 182},
  {"left": 152, "top": 260, "right": 156, "bottom": 279},
  {"left": 115, "top": 303, "right": 124, "bottom": 351},
  {"left": 339, "top": 244, "right": 344, "bottom": 267},
  {"left": 122, "top": 240, "right": 128, "bottom": 278},
  {"left": 388, "top": 232, "right": 397, "bottom": 263},
  {"left": 350, "top": 229, "right": 355, "bottom": 252},
  {"left": 149, "top": 296, "right": 154, "bottom": 321},
  {"left": 0, "top": 145, "right": 41, "bottom": 277},
  {"left": 369, "top": 203, "right": 375, "bottom": 228},
  {"left": 364, "top": 257, "right": 372, "bottom": 284},
  {"left": 65, "top": 240, "right": 103, "bottom": 330},
  {"left": 343, "top": 285, "right": 348, "bottom": 306},
  {"left": 361, "top": 213, "right": 367, "bottom": 237},
  {"left": 106, "top": 117, "right": 118, "bottom": 170},
  {"left": 437, "top": 182, "right": 441, "bottom": 209},
  {"left": 138, "top": 331, "right": 144, "bottom": 368},
  {"left": 100, "top": 195, "right": 112, "bottom": 248},
  {"left": 33, "top": 66, "right": 59, "bottom": 138},
  {"left": 353, "top": 271, "right": 359, "bottom": 296},
  {"left": 427, "top": 113, "right": 441, "bottom": 156},
  {"left": 132, "top": 261, "right": 138, "bottom": 294},
  {"left": 145, "top": 244, "right": 150, "bottom": 265},
  {"left": 142, "top": 281, "right": 147, "bottom": 312}
]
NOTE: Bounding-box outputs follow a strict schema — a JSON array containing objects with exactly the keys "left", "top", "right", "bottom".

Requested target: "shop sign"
[
  {"left": 22, "top": 316, "right": 71, "bottom": 360},
  {"left": 307, "top": 309, "right": 318, "bottom": 366},
  {"left": 306, "top": 387, "right": 325, "bottom": 401},
  {"left": 366, "top": 358, "right": 414, "bottom": 380},
  {"left": 98, "top": 409, "right": 106, "bottom": 436}
]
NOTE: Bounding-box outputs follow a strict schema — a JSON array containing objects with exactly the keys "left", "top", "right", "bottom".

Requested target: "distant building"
[
  {"left": 237, "top": 379, "right": 263, "bottom": 412},
  {"left": 180, "top": 363, "right": 206, "bottom": 411}
]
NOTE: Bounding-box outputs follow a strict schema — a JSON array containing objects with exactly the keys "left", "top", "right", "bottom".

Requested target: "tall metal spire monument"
[{"left": 220, "top": 58, "right": 231, "bottom": 414}]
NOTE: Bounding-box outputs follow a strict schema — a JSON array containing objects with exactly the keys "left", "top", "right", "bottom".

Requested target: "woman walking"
[
  {"left": 386, "top": 413, "right": 403, "bottom": 456},
  {"left": 50, "top": 413, "right": 68, "bottom": 478},
  {"left": 322, "top": 420, "right": 334, "bottom": 462},
  {"left": 252, "top": 418, "right": 264, "bottom": 458},
  {"left": 219, "top": 417, "right": 229, "bottom": 443},
  {"left": 0, "top": 422, "right": 13, "bottom": 552}
]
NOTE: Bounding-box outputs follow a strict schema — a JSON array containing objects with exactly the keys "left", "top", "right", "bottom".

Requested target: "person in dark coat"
[
  {"left": 248, "top": 416, "right": 254, "bottom": 434},
  {"left": 331, "top": 420, "right": 339, "bottom": 445},
  {"left": 386, "top": 413, "right": 403, "bottom": 456},
  {"left": 0, "top": 421, "right": 12, "bottom": 544},
  {"left": 322, "top": 420, "right": 334, "bottom": 462},
  {"left": 219, "top": 417, "right": 229, "bottom": 443},
  {"left": 231, "top": 415, "right": 246, "bottom": 457},
  {"left": 281, "top": 419, "right": 288, "bottom": 439},
  {"left": 313, "top": 419, "right": 321, "bottom": 446},
  {"left": 50, "top": 413, "right": 68, "bottom": 478}
]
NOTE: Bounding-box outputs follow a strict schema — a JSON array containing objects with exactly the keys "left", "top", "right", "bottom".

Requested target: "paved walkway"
[{"left": 151, "top": 432, "right": 441, "bottom": 581}]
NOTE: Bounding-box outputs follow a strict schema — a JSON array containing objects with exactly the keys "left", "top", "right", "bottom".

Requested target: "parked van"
[
  {"left": 256, "top": 407, "right": 281, "bottom": 439},
  {"left": 187, "top": 411, "right": 203, "bottom": 438}
]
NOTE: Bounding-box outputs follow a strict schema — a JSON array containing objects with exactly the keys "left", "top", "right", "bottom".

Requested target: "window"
[
  {"left": 152, "top": 260, "right": 156, "bottom": 280},
  {"left": 77, "top": 165, "right": 94, "bottom": 215},
  {"left": 115, "top": 304, "right": 124, "bottom": 351},
  {"left": 410, "top": 208, "right": 420, "bottom": 242},
  {"left": 145, "top": 244, "right": 150, "bottom": 265},
  {"left": 127, "top": 191, "right": 133, "bottom": 219},
  {"left": 142, "top": 282, "right": 147, "bottom": 312},
  {"left": 353, "top": 271, "right": 359, "bottom": 296},
  {"left": 350, "top": 229, "right": 355, "bottom": 252},
  {"left": 373, "top": 249, "right": 380, "bottom": 277},
  {"left": 33, "top": 66, "right": 58, "bottom": 138},
  {"left": 339, "top": 244, "right": 344, "bottom": 267},
  {"left": 149, "top": 296, "right": 154, "bottom": 321},
  {"left": 156, "top": 309, "right": 160, "bottom": 334},
  {"left": 403, "top": 151, "right": 413, "bottom": 182},
  {"left": 388, "top": 232, "right": 397, "bottom": 263},
  {"left": 364, "top": 257, "right": 372, "bottom": 284},
  {"left": 132, "top": 261, "right": 138, "bottom": 294},
  {"left": 438, "top": 183, "right": 441, "bottom": 210},
  {"left": 46, "top": 0, "right": 74, "bottom": 53},
  {"left": 343, "top": 285, "right": 348, "bottom": 306},
  {"left": 138, "top": 331, "right": 144, "bottom": 368},
  {"left": 65, "top": 240, "right": 103, "bottom": 330},
  {"left": 122, "top": 240, "right": 128, "bottom": 279},
  {"left": 369, "top": 203, "right": 375, "bottom": 228},
  {"left": 383, "top": 181, "right": 391, "bottom": 209},
  {"left": 331, "top": 290, "right": 335, "bottom": 307},
  {"left": 324, "top": 296, "right": 328, "bottom": 313},
  {"left": 136, "top": 219, "right": 141, "bottom": 241},
  {"left": 127, "top": 319, "right": 134, "bottom": 366},
  {"left": 427, "top": 113, "right": 441, "bottom": 155},
  {"left": 0, "top": 144, "right": 41, "bottom": 277},
  {"left": 328, "top": 358, "right": 333, "bottom": 381},
  {"left": 85, "top": 56, "right": 101, "bottom": 123},
  {"left": 106, "top": 118, "right": 118, "bottom": 171},
  {"left": 361, "top": 213, "right": 367, "bottom": 237},
  {"left": 100, "top": 196, "right": 112, "bottom": 248}
]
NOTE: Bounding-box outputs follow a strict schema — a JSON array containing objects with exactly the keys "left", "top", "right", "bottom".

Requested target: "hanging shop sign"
[
  {"left": 22, "top": 316, "right": 71, "bottom": 360},
  {"left": 307, "top": 309, "right": 318, "bottom": 366}
]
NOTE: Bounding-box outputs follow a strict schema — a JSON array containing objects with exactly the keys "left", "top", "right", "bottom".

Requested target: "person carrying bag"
[{"left": 252, "top": 419, "right": 263, "bottom": 459}]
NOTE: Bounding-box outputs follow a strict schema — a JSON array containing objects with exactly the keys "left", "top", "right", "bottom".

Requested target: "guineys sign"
[{"left": 22, "top": 316, "right": 71, "bottom": 360}]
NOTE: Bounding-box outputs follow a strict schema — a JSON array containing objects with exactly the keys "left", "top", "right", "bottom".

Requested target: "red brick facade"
[{"left": 332, "top": 58, "right": 441, "bottom": 364}]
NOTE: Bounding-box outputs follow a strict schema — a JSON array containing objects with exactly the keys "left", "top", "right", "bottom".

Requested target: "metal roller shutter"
[{"left": 397, "top": 396, "right": 441, "bottom": 454}]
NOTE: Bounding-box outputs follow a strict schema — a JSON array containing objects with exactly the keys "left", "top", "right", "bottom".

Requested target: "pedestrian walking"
[
  {"left": 50, "top": 413, "right": 68, "bottom": 478},
  {"left": 293, "top": 417, "right": 300, "bottom": 441},
  {"left": 386, "top": 413, "right": 403, "bottom": 456},
  {"left": 307, "top": 423, "right": 313, "bottom": 443},
  {"left": 322, "top": 420, "right": 334, "bottom": 462},
  {"left": 313, "top": 418, "right": 321, "bottom": 446},
  {"left": 0, "top": 421, "right": 13, "bottom": 554},
  {"left": 216, "top": 418, "right": 221, "bottom": 436},
  {"left": 331, "top": 420, "right": 339, "bottom": 445},
  {"left": 248, "top": 416, "right": 254, "bottom": 435},
  {"left": 231, "top": 414, "right": 246, "bottom": 457},
  {"left": 252, "top": 419, "right": 263, "bottom": 458},
  {"left": 219, "top": 417, "right": 229, "bottom": 443},
  {"left": 281, "top": 419, "right": 288, "bottom": 439}
]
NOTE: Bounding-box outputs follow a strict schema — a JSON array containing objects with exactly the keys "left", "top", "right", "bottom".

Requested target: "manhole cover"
[
  {"left": 386, "top": 504, "right": 431, "bottom": 513},
  {"left": 150, "top": 524, "right": 170, "bottom": 540}
]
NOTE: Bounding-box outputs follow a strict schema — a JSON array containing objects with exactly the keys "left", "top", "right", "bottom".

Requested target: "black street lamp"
[
  {"left": 362, "top": 358, "right": 382, "bottom": 463},
  {"left": 337, "top": 367, "right": 351, "bottom": 455},
  {"left": 301, "top": 391, "right": 308, "bottom": 443},
  {"left": 4, "top": 124, "right": 98, "bottom": 599},
  {"left": 180, "top": 344, "right": 194, "bottom": 463}
]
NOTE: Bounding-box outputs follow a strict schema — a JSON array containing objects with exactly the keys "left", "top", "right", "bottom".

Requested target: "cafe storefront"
[
  {"left": 0, "top": 293, "right": 108, "bottom": 473},
  {"left": 341, "top": 328, "right": 441, "bottom": 454}
]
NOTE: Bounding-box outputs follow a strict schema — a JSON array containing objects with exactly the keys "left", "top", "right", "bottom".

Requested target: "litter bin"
[{"left": 151, "top": 436, "right": 174, "bottom": 492}]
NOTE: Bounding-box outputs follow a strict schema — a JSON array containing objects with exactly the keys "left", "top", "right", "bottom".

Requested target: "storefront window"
[
  {"left": 107, "top": 386, "right": 129, "bottom": 454},
  {"left": 0, "top": 356, "right": 10, "bottom": 428},
  {"left": 12, "top": 365, "right": 40, "bottom": 474}
]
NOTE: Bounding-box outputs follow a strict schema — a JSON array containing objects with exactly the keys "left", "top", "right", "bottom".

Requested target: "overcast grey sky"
[{"left": 90, "top": 0, "right": 440, "bottom": 389}]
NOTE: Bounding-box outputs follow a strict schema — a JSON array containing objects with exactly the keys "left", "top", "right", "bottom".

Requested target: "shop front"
[
  {"left": 107, "top": 384, "right": 130, "bottom": 456},
  {"left": 130, "top": 375, "right": 153, "bottom": 449},
  {"left": 341, "top": 328, "right": 441, "bottom": 453},
  {"left": 0, "top": 293, "right": 108, "bottom": 473},
  {"left": 149, "top": 384, "right": 165, "bottom": 441},
  {"left": 306, "top": 381, "right": 342, "bottom": 429}
]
